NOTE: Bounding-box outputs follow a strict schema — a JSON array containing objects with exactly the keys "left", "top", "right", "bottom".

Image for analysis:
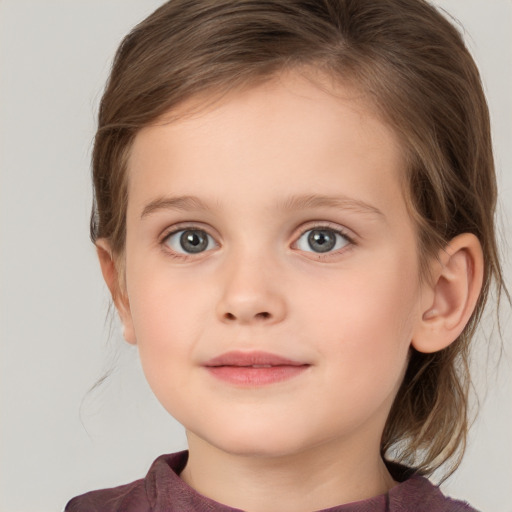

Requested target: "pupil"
[
  {"left": 180, "top": 230, "right": 208, "bottom": 253},
  {"left": 308, "top": 230, "right": 335, "bottom": 253}
]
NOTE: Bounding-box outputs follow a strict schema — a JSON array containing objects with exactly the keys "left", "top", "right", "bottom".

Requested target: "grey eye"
[
  {"left": 296, "top": 228, "right": 349, "bottom": 253},
  {"left": 165, "top": 229, "right": 215, "bottom": 254}
]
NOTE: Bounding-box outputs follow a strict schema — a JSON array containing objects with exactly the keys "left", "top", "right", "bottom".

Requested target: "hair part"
[{"left": 91, "top": 0, "right": 505, "bottom": 478}]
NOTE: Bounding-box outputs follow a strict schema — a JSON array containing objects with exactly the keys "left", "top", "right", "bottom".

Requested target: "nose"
[{"left": 215, "top": 253, "right": 287, "bottom": 325}]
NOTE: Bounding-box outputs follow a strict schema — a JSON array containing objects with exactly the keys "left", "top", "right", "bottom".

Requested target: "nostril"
[{"left": 223, "top": 311, "right": 271, "bottom": 321}]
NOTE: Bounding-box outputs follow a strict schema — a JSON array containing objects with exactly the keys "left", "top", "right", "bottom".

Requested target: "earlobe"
[
  {"left": 96, "top": 239, "right": 137, "bottom": 345},
  {"left": 412, "top": 233, "right": 484, "bottom": 354}
]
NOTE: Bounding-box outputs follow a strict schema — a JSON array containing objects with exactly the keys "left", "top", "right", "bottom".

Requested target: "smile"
[{"left": 203, "top": 351, "right": 310, "bottom": 386}]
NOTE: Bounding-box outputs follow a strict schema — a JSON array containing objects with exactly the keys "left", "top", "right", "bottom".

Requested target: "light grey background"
[{"left": 1, "top": 1, "right": 511, "bottom": 511}]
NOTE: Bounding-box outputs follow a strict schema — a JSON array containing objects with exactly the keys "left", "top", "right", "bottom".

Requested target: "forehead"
[{"left": 127, "top": 71, "right": 407, "bottom": 220}]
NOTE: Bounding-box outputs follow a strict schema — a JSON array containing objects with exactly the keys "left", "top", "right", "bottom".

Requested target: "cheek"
[
  {"left": 308, "top": 254, "right": 417, "bottom": 332},
  {"left": 125, "top": 265, "right": 207, "bottom": 384},
  {"left": 303, "top": 252, "right": 419, "bottom": 384},
  {"left": 127, "top": 256, "right": 207, "bottom": 336},
  {"left": 127, "top": 279, "right": 204, "bottom": 417}
]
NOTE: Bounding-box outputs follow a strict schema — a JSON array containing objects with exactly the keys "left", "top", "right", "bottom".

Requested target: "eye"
[
  {"left": 295, "top": 227, "right": 350, "bottom": 254},
  {"left": 164, "top": 228, "right": 217, "bottom": 254}
]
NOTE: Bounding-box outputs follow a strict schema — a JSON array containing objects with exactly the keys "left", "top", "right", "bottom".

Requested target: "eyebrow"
[
  {"left": 140, "top": 194, "right": 384, "bottom": 219},
  {"left": 276, "top": 194, "right": 384, "bottom": 217},
  {"left": 141, "top": 195, "right": 213, "bottom": 218}
]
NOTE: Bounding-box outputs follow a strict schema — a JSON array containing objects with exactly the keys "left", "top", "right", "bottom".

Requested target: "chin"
[
  {"left": 216, "top": 439, "right": 305, "bottom": 459},
  {"left": 193, "top": 420, "right": 319, "bottom": 459}
]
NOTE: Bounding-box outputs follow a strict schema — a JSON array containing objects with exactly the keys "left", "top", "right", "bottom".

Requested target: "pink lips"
[{"left": 203, "top": 351, "right": 310, "bottom": 386}]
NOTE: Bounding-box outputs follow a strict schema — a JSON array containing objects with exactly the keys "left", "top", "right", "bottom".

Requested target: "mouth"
[{"left": 203, "top": 351, "right": 310, "bottom": 386}]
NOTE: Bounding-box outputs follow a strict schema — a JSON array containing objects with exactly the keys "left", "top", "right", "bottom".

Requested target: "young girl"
[{"left": 66, "top": 0, "right": 505, "bottom": 510}]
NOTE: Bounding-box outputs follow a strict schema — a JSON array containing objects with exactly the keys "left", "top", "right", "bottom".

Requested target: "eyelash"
[
  {"left": 159, "top": 222, "right": 355, "bottom": 261},
  {"left": 160, "top": 224, "right": 218, "bottom": 260},
  {"left": 294, "top": 222, "right": 354, "bottom": 259}
]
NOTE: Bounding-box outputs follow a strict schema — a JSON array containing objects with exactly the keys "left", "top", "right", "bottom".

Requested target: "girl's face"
[{"left": 121, "top": 72, "right": 428, "bottom": 459}]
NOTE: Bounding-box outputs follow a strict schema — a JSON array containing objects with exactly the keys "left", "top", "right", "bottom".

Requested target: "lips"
[{"left": 203, "top": 351, "right": 310, "bottom": 386}]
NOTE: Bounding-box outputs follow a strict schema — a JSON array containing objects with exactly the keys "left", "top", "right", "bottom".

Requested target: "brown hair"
[{"left": 91, "top": 0, "right": 505, "bottom": 477}]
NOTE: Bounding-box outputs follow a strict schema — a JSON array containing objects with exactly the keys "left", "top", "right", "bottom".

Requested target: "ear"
[
  {"left": 411, "top": 233, "right": 484, "bottom": 353},
  {"left": 96, "top": 239, "right": 137, "bottom": 345}
]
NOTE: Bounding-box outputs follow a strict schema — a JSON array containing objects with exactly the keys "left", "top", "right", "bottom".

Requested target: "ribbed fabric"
[{"left": 65, "top": 451, "right": 478, "bottom": 512}]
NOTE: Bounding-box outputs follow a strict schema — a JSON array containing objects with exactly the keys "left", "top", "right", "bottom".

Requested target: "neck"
[{"left": 180, "top": 433, "right": 395, "bottom": 512}]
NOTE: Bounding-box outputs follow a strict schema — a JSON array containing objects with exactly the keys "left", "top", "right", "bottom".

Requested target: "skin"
[{"left": 98, "top": 71, "right": 484, "bottom": 512}]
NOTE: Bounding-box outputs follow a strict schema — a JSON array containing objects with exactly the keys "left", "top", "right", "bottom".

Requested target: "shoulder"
[
  {"left": 389, "top": 474, "right": 480, "bottom": 512},
  {"left": 65, "top": 452, "right": 189, "bottom": 512},
  {"left": 65, "top": 479, "right": 148, "bottom": 512}
]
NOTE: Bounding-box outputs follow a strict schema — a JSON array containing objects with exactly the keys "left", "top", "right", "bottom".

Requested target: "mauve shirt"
[{"left": 65, "top": 451, "right": 478, "bottom": 512}]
